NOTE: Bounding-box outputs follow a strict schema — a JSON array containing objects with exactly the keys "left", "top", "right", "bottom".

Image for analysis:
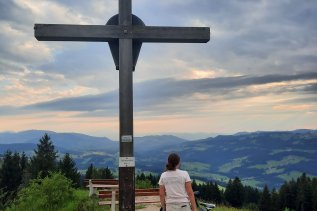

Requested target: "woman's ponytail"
[{"left": 166, "top": 153, "right": 180, "bottom": 171}]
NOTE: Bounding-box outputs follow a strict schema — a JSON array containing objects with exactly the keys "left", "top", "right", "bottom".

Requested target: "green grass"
[
  {"left": 189, "top": 171, "right": 230, "bottom": 183},
  {"left": 249, "top": 155, "right": 308, "bottom": 172},
  {"left": 135, "top": 169, "right": 159, "bottom": 176},
  {"left": 70, "top": 190, "right": 149, "bottom": 211},
  {"left": 265, "top": 167, "right": 285, "bottom": 175},
  {"left": 193, "top": 179, "right": 206, "bottom": 185},
  {"left": 277, "top": 171, "right": 315, "bottom": 182},
  {"left": 182, "top": 162, "right": 210, "bottom": 172},
  {"left": 270, "top": 148, "right": 317, "bottom": 155},
  {"left": 178, "top": 143, "right": 210, "bottom": 152},
  {"left": 218, "top": 157, "right": 248, "bottom": 173},
  {"left": 240, "top": 178, "right": 263, "bottom": 188},
  {"left": 212, "top": 205, "right": 250, "bottom": 211},
  {"left": 278, "top": 171, "right": 302, "bottom": 182},
  {"left": 61, "top": 189, "right": 113, "bottom": 211},
  {"left": 135, "top": 204, "right": 147, "bottom": 209}
]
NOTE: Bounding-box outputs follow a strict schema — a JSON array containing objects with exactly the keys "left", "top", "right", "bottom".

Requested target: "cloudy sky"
[{"left": 0, "top": 0, "right": 316, "bottom": 140}]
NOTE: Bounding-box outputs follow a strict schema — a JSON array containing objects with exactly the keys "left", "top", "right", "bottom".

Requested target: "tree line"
[
  {"left": 136, "top": 172, "right": 160, "bottom": 189},
  {"left": 0, "top": 134, "right": 113, "bottom": 209},
  {"left": 192, "top": 174, "right": 317, "bottom": 211}
]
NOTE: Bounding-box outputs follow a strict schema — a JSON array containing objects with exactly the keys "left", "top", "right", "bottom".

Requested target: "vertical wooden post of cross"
[{"left": 118, "top": 0, "right": 135, "bottom": 210}]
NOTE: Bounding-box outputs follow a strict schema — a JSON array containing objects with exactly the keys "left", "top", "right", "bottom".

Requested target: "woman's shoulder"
[
  {"left": 176, "top": 169, "right": 189, "bottom": 175},
  {"left": 161, "top": 169, "right": 188, "bottom": 175}
]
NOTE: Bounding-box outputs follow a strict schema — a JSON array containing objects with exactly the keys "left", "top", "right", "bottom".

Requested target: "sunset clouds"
[{"left": 0, "top": 0, "right": 316, "bottom": 139}]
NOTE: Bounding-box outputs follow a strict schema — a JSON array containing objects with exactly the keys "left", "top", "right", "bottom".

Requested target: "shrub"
[
  {"left": 7, "top": 172, "right": 74, "bottom": 211},
  {"left": 61, "top": 189, "right": 103, "bottom": 211},
  {"left": 136, "top": 179, "right": 153, "bottom": 189}
]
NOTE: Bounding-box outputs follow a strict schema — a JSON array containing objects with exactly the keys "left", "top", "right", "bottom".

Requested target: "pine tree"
[
  {"left": 224, "top": 179, "right": 233, "bottom": 205},
  {"left": 204, "top": 182, "right": 212, "bottom": 201},
  {"left": 225, "top": 177, "right": 244, "bottom": 207},
  {"left": 29, "top": 133, "right": 58, "bottom": 179},
  {"left": 20, "top": 152, "right": 28, "bottom": 172},
  {"left": 200, "top": 181, "right": 212, "bottom": 201},
  {"left": 0, "top": 151, "right": 22, "bottom": 193},
  {"left": 213, "top": 182, "right": 223, "bottom": 204},
  {"left": 58, "top": 153, "right": 81, "bottom": 187},
  {"left": 259, "top": 185, "right": 272, "bottom": 211},
  {"left": 138, "top": 172, "right": 146, "bottom": 180},
  {"left": 147, "top": 173, "right": 159, "bottom": 187},
  {"left": 97, "top": 167, "right": 114, "bottom": 179},
  {"left": 312, "top": 178, "right": 317, "bottom": 211},
  {"left": 271, "top": 188, "right": 280, "bottom": 211},
  {"left": 104, "top": 167, "right": 114, "bottom": 179},
  {"left": 288, "top": 180, "right": 298, "bottom": 210},
  {"left": 85, "top": 163, "right": 94, "bottom": 179},
  {"left": 279, "top": 182, "right": 290, "bottom": 209},
  {"left": 192, "top": 179, "right": 198, "bottom": 192},
  {"left": 296, "top": 173, "right": 313, "bottom": 211},
  {"left": 280, "top": 180, "right": 297, "bottom": 210},
  {"left": 244, "top": 185, "right": 260, "bottom": 205}
]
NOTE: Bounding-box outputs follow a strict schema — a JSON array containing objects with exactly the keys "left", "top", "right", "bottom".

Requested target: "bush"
[
  {"left": 61, "top": 189, "right": 105, "bottom": 211},
  {"left": 7, "top": 172, "right": 74, "bottom": 211},
  {"left": 136, "top": 179, "right": 153, "bottom": 189},
  {"left": 0, "top": 188, "right": 13, "bottom": 210}
]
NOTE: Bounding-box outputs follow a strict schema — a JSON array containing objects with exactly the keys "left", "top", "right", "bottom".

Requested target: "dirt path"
[
  {"left": 137, "top": 204, "right": 161, "bottom": 210},
  {"left": 135, "top": 196, "right": 161, "bottom": 210}
]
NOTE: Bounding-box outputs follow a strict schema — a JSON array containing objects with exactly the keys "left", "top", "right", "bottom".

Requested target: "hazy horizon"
[{"left": 0, "top": 128, "right": 316, "bottom": 142}]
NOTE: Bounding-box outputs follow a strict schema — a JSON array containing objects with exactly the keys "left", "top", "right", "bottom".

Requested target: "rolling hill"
[
  {"left": 0, "top": 129, "right": 316, "bottom": 188},
  {"left": 0, "top": 130, "right": 117, "bottom": 151},
  {"left": 137, "top": 130, "right": 317, "bottom": 188}
]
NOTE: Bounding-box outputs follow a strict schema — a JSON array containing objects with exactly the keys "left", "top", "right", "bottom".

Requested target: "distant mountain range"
[
  {"left": 0, "top": 130, "right": 116, "bottom": 152},
  {"left": 0, "top": 129, "right": 316, "bottom": 188}
]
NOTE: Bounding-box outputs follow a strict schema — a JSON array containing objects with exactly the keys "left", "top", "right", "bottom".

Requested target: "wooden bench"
[
  {"left": 85, "top": 179, "right": 119, "bottom": 211},
  {"left": 84, "top": 179, "right": 119, "bottom": 186},
  {"left": 98, "top": 188, "right": 160, "bottom": 204},
  {"left": 85, "top": 179, "right": 160, "bottom": 209},
  {"left": 84, "top": 179, "right": 118, "bottom": 197}
]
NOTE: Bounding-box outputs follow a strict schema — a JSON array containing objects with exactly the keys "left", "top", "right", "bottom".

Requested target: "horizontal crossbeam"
[
  {"left": 34, "top": 24, "right": 210, "bottom": 43},
  {"left": 34, "top": 24, "right": 120, "bottom": 42},
  {"left": 131, "top": 26, "right": 210, "bottom": 43}
]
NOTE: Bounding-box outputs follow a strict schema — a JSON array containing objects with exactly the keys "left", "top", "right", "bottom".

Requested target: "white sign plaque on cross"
[{"left": 34, "top": 0, "right": 210, "bottom": 210}]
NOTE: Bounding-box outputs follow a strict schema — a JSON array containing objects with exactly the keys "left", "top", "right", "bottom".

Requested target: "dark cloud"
[
  {"left": 173, "top": 1, "right": 317, "bottom": 75},
  {"left": 38, "top": 43, "right": 113, "bottom": 75},
  {"left": 0, "top": 1, "right": 33, "bottom": 25},
  {"left": 304, "top": 83, "right": 317, "bottom": 93},
  {"left": 26, "top": 91, "right": 118, "bottom": 112},
  {"left": 50, "top": 0, "right": 116, "bottom": 21},
  {"left": 20, "top": 72, "right": 317, "bottom": 115},
  {"left": 0, "top": 106, "right": 29, "bottom": 116}
]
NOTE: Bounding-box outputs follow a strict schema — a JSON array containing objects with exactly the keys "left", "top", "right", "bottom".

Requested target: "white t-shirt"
[{"left": 158, "top": 169, "right": 191, "bottom": 204}]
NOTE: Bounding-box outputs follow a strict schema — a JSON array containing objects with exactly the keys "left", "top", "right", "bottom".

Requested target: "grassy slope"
[{"left": 213, "top": 207, "right": 250, "bottom": 211}]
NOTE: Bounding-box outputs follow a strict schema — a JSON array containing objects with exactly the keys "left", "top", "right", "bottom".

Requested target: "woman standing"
[{"left": 159, "top": 153, "right": 197, "bottom": 211}]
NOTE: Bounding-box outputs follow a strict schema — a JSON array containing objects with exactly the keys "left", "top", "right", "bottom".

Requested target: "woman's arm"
[
  {"left": 185, "top": 181, "right": 197, "bottom": 211},
  {"left": 159, "top": 185, "right": 166, "bottom": 210}
]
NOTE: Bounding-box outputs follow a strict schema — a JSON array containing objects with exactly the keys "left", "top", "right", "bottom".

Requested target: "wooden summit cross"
[{"left": 34, "top": 0, "right": 209, "bottom": 210}]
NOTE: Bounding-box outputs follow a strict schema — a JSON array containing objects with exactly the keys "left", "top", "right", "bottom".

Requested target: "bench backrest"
[
  {"left": 84, "top": 179, "right": 119, "bottom": 186},
  {"left": 99, "top": 188, "right": 159, "bottom": 199}
]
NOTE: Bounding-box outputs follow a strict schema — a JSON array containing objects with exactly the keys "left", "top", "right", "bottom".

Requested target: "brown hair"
[{"left": 166, "top": 153, "right": 180, "bottom": 171}]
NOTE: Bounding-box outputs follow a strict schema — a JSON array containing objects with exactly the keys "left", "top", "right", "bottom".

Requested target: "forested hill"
[
  {"left": 137, "top": 130, "right": 317, "bottom": 188},
  {"left": 0, "top": 129, "right": 316, "bottom": 188}
]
